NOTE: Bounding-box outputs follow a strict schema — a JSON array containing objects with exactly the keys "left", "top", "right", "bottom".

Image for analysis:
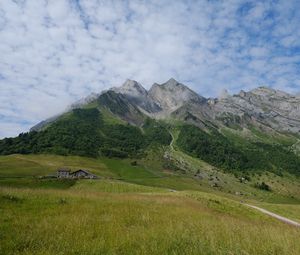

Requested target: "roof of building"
[{"left": 72, "top": 169, "right": 95, "bottom": 175}]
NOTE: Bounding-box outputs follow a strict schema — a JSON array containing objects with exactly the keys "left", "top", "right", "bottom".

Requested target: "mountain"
[
  {"left": 211, "top": 86, "right": 300, "bottom": 133},
  {"left": 30, "top": 78, "right": 300, "bottom": 134},
  {"left": 107, "top": 79, "right": 300, "bottom": 134},
  {"left": 110, "top": 79, "right": 162, "bottom": 114},
  {"left": 148, "top": 78, "right": 206, "bottom": 115},
  {"left": 1, "top": 78, "right": 300, "bottom": 177}
]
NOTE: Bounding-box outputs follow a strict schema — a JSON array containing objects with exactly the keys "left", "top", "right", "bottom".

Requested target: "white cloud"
[{"left": 0, "top": 0, "right": 300, "bottom": 138}]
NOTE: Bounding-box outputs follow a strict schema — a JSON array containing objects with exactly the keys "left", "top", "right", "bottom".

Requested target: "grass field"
[
  {"left": 1, "top": 186, "right": 300, "bottom": 255},
  {"left": 1, "top": 154, "right": 300, "bottom": 254}
]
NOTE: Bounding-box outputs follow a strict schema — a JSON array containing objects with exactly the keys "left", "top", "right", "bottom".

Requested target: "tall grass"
[
  {"left": 1, "top": 186, "right": 300, "bottom": 255},
  {"left": 1, "top": 154, "right": 300, "bottom": 254}
]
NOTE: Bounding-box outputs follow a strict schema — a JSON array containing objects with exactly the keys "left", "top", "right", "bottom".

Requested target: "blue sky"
[{"left": 0, "top": 0, "right": 300, "bottom": 138}]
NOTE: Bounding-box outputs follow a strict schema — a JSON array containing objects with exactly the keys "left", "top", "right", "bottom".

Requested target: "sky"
[{"left": 0, "top": 0, "right": 300, "bottom": 138}]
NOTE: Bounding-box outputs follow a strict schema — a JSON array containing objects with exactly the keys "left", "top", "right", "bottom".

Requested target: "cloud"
[{"left": 0, "top": 0, "right": 300, "bottom": 138}]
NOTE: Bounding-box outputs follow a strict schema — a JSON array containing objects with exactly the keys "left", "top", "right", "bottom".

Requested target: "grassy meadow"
[{"left": 1, "top": 154, "right": 300, "bottom": 254}]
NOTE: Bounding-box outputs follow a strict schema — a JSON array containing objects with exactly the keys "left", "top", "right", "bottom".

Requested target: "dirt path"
[
  {"left": 291, "top": 138, "right": 300, "bottom": 154},
  {"left": 245, "top": 204, "right": 300, "bottom": 227},
  {"left": 169, "top": 131, "right": 175, "bottom": 151}
]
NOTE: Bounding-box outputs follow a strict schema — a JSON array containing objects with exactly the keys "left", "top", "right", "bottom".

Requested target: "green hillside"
[
  {"left": 176, "top": 124, "right": 300, "bottom": 176},
  {"left": 0, "top": 153, "right": 300, "bottom": 255},
  {"left": 0, "top": 108, "right": 171, "bottom": 158}
]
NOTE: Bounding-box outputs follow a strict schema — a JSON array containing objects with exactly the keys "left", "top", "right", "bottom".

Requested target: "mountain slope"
[
  {"left": 97, "top": 90, "right": 146, "bottom": 125},
  {"left": 1, "top": 78, "right": 300, "bottom": 177},
  {"left": 0, "top": 107, "right": 171, "bottom": 158},
  {"left": 210, "top": 87, "right": 300, "bottom": 133}
]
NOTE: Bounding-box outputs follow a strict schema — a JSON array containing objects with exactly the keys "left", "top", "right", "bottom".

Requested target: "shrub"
[{"left": 255, "top": 182, "right": 271, "bottom": 191}]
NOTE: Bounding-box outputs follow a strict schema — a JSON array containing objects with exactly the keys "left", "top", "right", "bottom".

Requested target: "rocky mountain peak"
[
  {"left": 164, "top": 77, "right": 179, "bottom": 86},
  {"left": 148, "top": 78, "right": 205, "bottom": 113},
  {"left": 112, "top": 79, "right": 147, "bottom": 97},
  {"left": 159, "top": 78, "right": 190, "bottom": 91},
  {"left": 110, "top": 79, "right": 161, "bottom": 114}
]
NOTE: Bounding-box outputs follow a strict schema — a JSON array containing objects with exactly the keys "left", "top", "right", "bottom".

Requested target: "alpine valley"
[{"left": 1, "top": 78, "right": 300, "bottom": 255}]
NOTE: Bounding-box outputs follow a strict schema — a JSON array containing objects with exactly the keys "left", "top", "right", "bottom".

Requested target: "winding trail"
[
  {"left": 291, "top": 138, "right": 300, "bottom": 153},
  {"left": 244, "top": 204, "right": 300, "bottom": 227},
  {"left": 169, "top": 131, "right": 175, "bottom": 151}
]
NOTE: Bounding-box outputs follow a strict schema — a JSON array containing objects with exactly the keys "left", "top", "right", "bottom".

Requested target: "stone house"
[
  {"left": 56, "top": 168, "right": 97, "bottom": 179},
  {"left": 57, "top": 168, "right": 71, "bottom": 178}
]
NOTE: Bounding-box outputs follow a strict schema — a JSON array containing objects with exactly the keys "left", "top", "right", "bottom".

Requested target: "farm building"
[
  {"left": 71, "top": 169, "right": 98, "bottom": 179},
  {"left": 57, "top": 168, "right": 71, "bottom": 178},
  {"left": 56, "top": 169, "right": 98, "bottom": 179}
]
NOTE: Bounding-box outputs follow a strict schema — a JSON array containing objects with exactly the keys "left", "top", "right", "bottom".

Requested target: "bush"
[{"left": 255, "top": 182, "right": 271, "bottom": 191}]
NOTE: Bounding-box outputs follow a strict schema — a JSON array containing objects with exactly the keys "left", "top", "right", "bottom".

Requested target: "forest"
[
  {"left": 176, "top": 125, "right": 300, "bottom": 175},
  {"left": 0, "top": 108, "right": 171, "bottom": 158}
]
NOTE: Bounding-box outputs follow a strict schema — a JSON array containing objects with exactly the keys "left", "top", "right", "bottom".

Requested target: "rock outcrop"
[
  {"left": 211, "top": 86, "right": 300, "bottom": 132},
  {"left": 148, "top": 78, "right": 206, "bottom": 115},
  {"left": 111, "top": 79, "right": 161, "bottom": 114}
]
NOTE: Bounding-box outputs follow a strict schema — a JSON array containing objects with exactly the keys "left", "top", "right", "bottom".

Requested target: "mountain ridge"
[{"left": 30, "top": 78, "right": 300, "bottom": 134}]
